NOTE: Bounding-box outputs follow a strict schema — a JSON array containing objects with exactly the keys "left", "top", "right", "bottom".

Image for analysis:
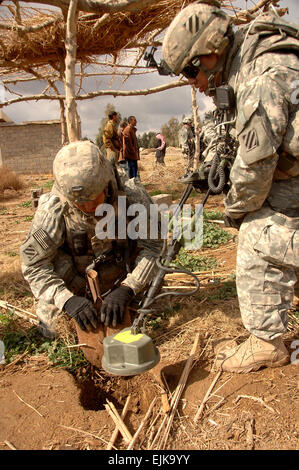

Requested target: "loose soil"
[{"left": 0, "top": 151, "right": 298, "bottom": 451}]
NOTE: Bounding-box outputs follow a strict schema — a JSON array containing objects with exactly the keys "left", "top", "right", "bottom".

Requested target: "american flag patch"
[
  {"left": 32, "top": 229, "right": 52, "bottom": 250},
  {"left": 242, "top": 128, "right": 259, "bottom": 151}
]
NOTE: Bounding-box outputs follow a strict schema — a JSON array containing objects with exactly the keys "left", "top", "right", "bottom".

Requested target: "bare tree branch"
[
  {"left": 14, "top": 0, "right": 158, "bottom": 15},
  {"left": 0, "top": 17, "right": 58, "bottom": 33},
  {"left": 0, "top": 79, "right": 188, "bottom": 107}
]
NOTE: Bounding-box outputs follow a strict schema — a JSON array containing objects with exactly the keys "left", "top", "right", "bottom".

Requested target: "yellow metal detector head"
[{"left": 102, "top": 327, "right": 160, "bottom": 376}]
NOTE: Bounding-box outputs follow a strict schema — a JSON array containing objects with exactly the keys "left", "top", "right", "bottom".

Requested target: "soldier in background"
[
  {"left": 178, "top": 116, "right": 195, "bottom": 177},
  {"left": 162, "top": 1, "right": 299, "bottom": 372},
  {"left": 20, "top": 141, "right": 161, "bottom": 338}
]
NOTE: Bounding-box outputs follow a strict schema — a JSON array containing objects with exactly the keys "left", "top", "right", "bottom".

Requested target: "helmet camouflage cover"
[
  {"left": 53, "top": 140, "right": 117, "bottom": 203},
  {"left": 162, "top": 1, "right": 231, "bottom": 75},
  {"left": 183, "top": 115, "right": 193, "bottom": 124}
]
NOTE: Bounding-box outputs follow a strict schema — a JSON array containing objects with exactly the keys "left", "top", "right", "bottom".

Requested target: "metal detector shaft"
[{"left": 131, "top": 187, "right": 211, "bottom": 334}]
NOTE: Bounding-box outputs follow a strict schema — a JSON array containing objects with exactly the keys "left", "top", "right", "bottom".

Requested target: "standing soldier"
[
  {"left": 179, "top": 116, "right": 195, "bottom": 177},
  {"left": 162, "top": 0, "right": 299, "bottom": 372}
]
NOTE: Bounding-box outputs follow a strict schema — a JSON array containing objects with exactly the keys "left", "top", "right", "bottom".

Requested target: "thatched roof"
[
  {"left": 1, "top": 0, "right": 191, "bottom": 70},
  {"left": 0, "top": 0, "right": 286, "bottom": 72}
]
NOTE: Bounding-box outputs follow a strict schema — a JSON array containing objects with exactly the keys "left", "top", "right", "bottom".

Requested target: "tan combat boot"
[{"left": 215, "top": 335, "right": 289, "bottom": 373}]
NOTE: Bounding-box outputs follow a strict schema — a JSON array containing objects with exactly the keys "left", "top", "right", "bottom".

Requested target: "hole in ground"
[{"left": 72, "top": 364, "right": 158, "bottom": 412}]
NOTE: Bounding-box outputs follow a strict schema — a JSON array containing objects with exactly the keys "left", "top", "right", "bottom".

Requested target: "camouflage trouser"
[
  {"left": 237, "top": 206, "right": 299, "bottom": 341},
  {"left": 36, "top": 252, "right": 86, "bottom": 338},
  {"left": 183, "top": 152, "right": 194, "bottom": 174}
]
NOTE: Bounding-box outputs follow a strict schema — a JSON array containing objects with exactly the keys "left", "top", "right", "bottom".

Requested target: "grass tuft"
[{"left": 0, "top": 167, "right": 24, "bottom": 192}]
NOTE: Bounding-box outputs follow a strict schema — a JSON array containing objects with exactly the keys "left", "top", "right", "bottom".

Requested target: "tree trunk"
[{"left": 64, "top": 0, "right": 80, "bottom": 142}]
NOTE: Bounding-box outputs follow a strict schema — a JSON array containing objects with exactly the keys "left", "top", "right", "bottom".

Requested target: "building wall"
[{"left": 0, "top": 121, "right": 62, "bottom": 174}]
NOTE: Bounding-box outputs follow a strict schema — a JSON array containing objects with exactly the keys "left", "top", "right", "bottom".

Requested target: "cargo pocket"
[
  {"left": 254, "top": 223, "right": 297, "bottom": 266},
  {"left": 247, "top": 291, "right": 285, "bottom": 335}
]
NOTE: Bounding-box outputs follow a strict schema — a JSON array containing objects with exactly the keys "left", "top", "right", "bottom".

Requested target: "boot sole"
[{"left": 222, "top": 356, "right": 290, "bottom": 374}]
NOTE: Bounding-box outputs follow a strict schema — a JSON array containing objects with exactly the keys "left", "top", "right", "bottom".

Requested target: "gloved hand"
[
  {"left": 223, "top": 215, "right": 242, "bottom": 230},
  {"left": 101, "top": 285, "right": 134, "bottom": 327},
  {"left": 63, "top": 296, "right": 99, "bottom": 332}
]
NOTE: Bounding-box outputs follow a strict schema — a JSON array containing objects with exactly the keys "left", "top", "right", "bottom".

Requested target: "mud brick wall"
[{"left": 0, "top": 121, "right": 62, "bottom": 174}]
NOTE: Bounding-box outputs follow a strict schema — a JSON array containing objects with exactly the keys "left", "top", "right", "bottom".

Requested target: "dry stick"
[
  {"left": 0, "top": 300, "right": 38, "bottom": 323},
  {"left": 127, "top": 396, "right": 157, "bottom": 450},
  {"left": 234, "top": 395, "right": 276, "bottom": 414},
  {"left": 245, "top": 418, "right": 255, "bottom": 450},
  {"left": 106, "top": 395, "right": 131, "bottom": 450},
  {"left": 156, "top": 333, "right": 200, "bottom": 449},
  {"left": 13, "top": 390, "right": 44, "bottom": 418},
  {"left": 59, "top": 425, "right": 113, "bottom": 448},
  {"left": 4, "top": 440, "right": 17, "bottom": 450},
  {"left": 105, "top": 401, "right": 133, "bottom": 444},
  {"left": 5, "top": 350, "right": 29, "bottom": 368},
  {"left": 194, "top": 371, "right": 222, "bottom": 423}
]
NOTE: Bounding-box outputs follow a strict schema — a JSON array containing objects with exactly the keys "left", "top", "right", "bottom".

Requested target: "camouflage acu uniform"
[
  {"left": 179, "top": 125, "right": 195, "bottom": 173},
  {"left": 20, "top": 143, "right": 162, "bottom": 337},
  {"left": 223, "top": 15, "right": 299, "bottom": 340}
]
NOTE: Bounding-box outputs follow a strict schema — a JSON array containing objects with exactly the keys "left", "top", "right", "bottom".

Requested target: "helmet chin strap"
[{"left": 200, "top": 49, "right": 228, "bottom": 96}]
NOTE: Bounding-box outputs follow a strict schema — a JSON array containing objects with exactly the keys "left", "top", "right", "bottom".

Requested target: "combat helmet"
[
  {"left": 162, "top": 1, "right": 231, "bottom": 83},
  {"left": 53, "top": 140, "right": 118, "bottom": 204}
]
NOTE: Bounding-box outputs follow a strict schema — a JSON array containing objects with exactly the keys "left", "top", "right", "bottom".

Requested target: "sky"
[{"left": 2, "top": 0, "right": 298, "bottom": 139}]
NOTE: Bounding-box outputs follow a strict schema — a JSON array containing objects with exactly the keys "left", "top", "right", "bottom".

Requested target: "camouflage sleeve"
[
  {"left": 120, "top": 178, "right": 163, "bottom": 294},
  {"left": 224, "top": 151, "right": 279, "bottom": 218},
  {"left": 20, "top": 193, "right": 74, "bottom": 310},
  {"left": 225, "top": 66, "right": 291, "bottom": 218}
]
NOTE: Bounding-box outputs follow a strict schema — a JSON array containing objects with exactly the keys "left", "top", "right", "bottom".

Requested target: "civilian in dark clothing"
[
  {"left": 123, "top": 116, "right": 140, "bottom": 179},
  {"left": 155, "top": 133, "right": 166, "bottom": 166}
]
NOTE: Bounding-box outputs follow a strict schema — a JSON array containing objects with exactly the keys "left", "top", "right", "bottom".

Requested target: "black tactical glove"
[
  {"left": 63, "top": 296, "right": 99, "bottom": 332},
  {"left": 223, "top": 215, "right": 242, "bottom": 230},
  {"left": 100, "top": 285, "right": 134, "bottom": 327}
]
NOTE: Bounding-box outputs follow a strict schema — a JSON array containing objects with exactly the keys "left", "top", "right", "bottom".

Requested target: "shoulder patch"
[
  {"left": 23, "top": 244, "right": 38, "bottom": 262},
  {"left": 241, "top": 128, "right": 259, "bottom": 151}
]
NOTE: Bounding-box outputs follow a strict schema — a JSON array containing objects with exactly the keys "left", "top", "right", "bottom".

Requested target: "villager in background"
[
  {"left": 103, "top": 111, "right": 120, "bottom": 164},
  {"left": 163, "top": 0, "right": 299, "bottom": 373},
  {"left": 123, "top": 116, "right": 140, "bottom": 179},
  {"left": 155, "top": 132, "right": 166, "bottom": 166}
]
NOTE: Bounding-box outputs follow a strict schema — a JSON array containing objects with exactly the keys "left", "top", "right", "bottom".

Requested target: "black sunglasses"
[{"left": 181, "top": 56, "right": 202, "bottom": 79}]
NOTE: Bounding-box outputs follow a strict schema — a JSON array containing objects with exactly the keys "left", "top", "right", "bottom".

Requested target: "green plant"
[
  {"left": 203, "top": 209, "right": 224, "bottom": 220},
  {"left": 202, "top": 221, "right": 232, "bottom": 248},
  {"left": 149, "top": 190, "right": 163, "bottom": 196},
  {"left": 207, "top": 279, "right": 237, "bottom": 301},
  {"left": 43, "top": 180, "right": 54, "bottom": 189},
  {"left": 0, "top": 206, "right": 7, "bottom": 214},
  {"left": 6, "top": 251, "right": 17, "bottom": 257},
  {"left": 175, "top": 248, "right": 218, "bottom": 272},
  {"left": 1, "top": 321, "right": 88, "bottom": 371},
  {"left": 25, "top": 216, "right": 33, "bottom": 222},
  {"left": 19, "top": 200, "right": 32, "bottom": 208}
]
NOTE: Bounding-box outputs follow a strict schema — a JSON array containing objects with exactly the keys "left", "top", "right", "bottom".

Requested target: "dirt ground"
[{"left": 0, "top": 149, "right": 298, "bottom": 451}]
